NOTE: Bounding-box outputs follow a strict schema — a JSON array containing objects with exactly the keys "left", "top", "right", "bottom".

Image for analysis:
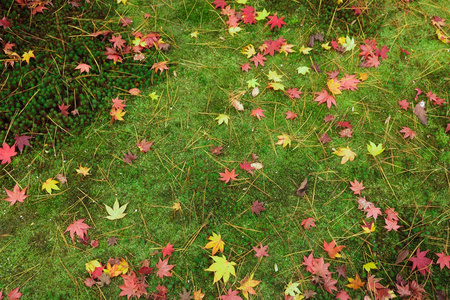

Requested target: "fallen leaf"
[
  {"left": 218, "top": 168, "right": 238, "bottom": 184},
  {"left": 105, "top": 199, "right": 128, "bottom": 220},
  {"left": 367, "top": 141, "right": 385, "bottom": 157},
  {"left": 205, "top": 255, "right": 236, "bottom": 283},
  {"left": 296, "top": 178, "right": 308, "bottom": 197},
  {"left": 4, "top": 184, "right": 28, "bottom": 206},
  {"left": 42, "top": 178, "right": 60, "bottom": 194},
  {"left": 333, "top": 147, "right": 356, "bottom": 164},
  {"left": 204, "top": 232, "right": 225, "bottom": 255},
  {"left": 414, "top": 101, "right": 428, "bottom": 124}
]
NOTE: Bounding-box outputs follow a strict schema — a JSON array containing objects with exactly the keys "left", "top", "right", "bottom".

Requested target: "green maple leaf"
[
  {"left": 215, "top": 114, "right": 230, "bottom": 125},
  {"left": 285, "top": 281, "right": 301, "bottom": 296},
  {"left": 105, "top": 199, "right": 128, "bottom": 220},
  {"left": 343, "top": 36, "right": 356, "bottom": 51},
  {"left": 255, "top": 9, "right": 270, "bottom": 21},
  {"left": 247, "top": 78, "right": 259, "bottom": 88},
  {"left": 297, "top": 66, "right": 310, "bottom": 75},
  {"left": 205, "top": 255, "right": 236, "bottom": 283},
  {"left": 367, "top": 141, "right": 385, "bottom": 157}
]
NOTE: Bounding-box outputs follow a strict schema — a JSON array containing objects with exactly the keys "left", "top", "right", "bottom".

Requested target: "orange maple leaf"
[
  {"left": 151, "top": 61, "right": 169, "bottom": 73},
  {"left": 218, "top": 168, "right": 238, "bottom": 184},
  {"left": 323, "top": 240, "right": 345, "bottom": 258},
  {"left": 346, "top": 273, "right": 365, "bottom": 289}
]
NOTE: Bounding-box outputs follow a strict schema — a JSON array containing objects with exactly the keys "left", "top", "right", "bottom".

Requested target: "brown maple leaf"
[{"left": 210, "top": 146, "right": 223, "bottom": 155}]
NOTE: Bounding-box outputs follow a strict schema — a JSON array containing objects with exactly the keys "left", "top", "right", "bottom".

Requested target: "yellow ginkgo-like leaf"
[
  {"left": 367, "top": 141, "right": 385, "bottom": 157},
  {"left": 327, "top": 79, "right": 342, "bottom": 95},
  {"left": 205, "top": 255, "right": 236, "bottom": 283},
  {"left": 333, "top": 147, "right": 356, "bottom": 164},
  {"left": 204, "top": 232, "right": 225, "bottom": 255},
  {"left": 297, "top": 66, "right": 310, "bottom": 75},
  {"left": 363, "top": 262, "right": 378, "bottom": 272},
  {"left": 215, "top": 114, "right": 230, "bottom": 125},
  {"left": 321, "top": 42, "right": 331, "bottom": 50},
  {"left": 42, "top": 178, "right": 60, "bottom": 194},
  {"left": 105, "top": 199, "right": 128, "bottom": 220}
]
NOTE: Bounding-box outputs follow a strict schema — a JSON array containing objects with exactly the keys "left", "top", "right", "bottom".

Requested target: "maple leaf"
[
  {"left": 349, "top": 179, "right": 365, "bottom": 195},
  {"left": 255, "top": 8, "right": 270, "bottom": 20},
  {"left": 342, "top": 36, "right": 356, "bottom": 51},
  {"left": 14, "top": 135, "right": 32, "bottom": 153},
  {"left": 179, "top": 288, "right": 192, "bottom": 300},
  {"left": 238, "top": 275, "right": 260, "bottom": 299},
  {"left": 314, "top": 90, "right": 337, "bottom": 109},
  {"left": 436, "top": 252, "right": 450, "bottom": 270},
  {"left": 251, "top": 200, "right": 265, "bottom": 215},
  {"left": 120, "top": 17, "right": 132, "bottom": 27},
  {"left": 286, "top": 88, "right": 302, "bottom": 99},
  {"left": 267, "top": 70, "right": 283, "bottom": 82},
  {"left": 339, "top": 75, "right": 360, "bottom": 91},
  {"left": 65, "top": 219, "right": 90, "bottom": 242},
  {"left": 251, "top": 108, "right": 265, "bottom": 120},
  {"left": 346, "top": 273, "right": 365, "bottom": 289},
  {"left": 336, "top": 265, "right": 347, "bottom": 278},
  {"left": 111, "top": 97, "right": 126, "bottom": 110},
  {"left": 363, "top": 262, "right": 378, "bottom": 272},
  {"left": 333, "top": 147, "right": 356, "bottom": 164},
  {"left": 213, "top": 0, "right": 227, "bottom": 9},
  {"left": 250, "top": 53, "right": 267, "bottom": 68},
  {"left": 6, "top": 287, "right": 22, "bottom": 300},
  {"left": 210, "top": 146, "right": 223, "bottom": 155},
  {"left": 266, "top": 14, "right": 286, "bottom": 30},
  {"left": 215, "top": 114, "right": 230, "bottom": 125},
  {"left": 398, "top": 99, "right": 410, "bottom": 110},
  {"left": 193, "top": 289, "right": 205, "bottom": 300},
  {"left": 76, "top": 166, "right": 91, "bottom": 176},
  {"left": 42, "top": 178, "right": 60, "bottom": 194},
  {"left": 22, "top": 50, "right": 35, "bottom": 64},
  {"left": 75, "top": 63, "right": 91, "bottom": 74},
  {"left": 365, "top": 204, "right": 382, "bottom": 220},
  {"left": 327, "top": 79, "right": 342, "bottom": 95},
  {"left": 119, "top": 271, "right": 148, "bottom": 299},
  {"left": 219, "top": 288, "right": 242, "bottom": 300},
  {"left": 123, "top": 151, "right": 137, "bottom": 164},
  {"left": 297, "top": 66, "right": 310, "bottom": 75},
  {"left": 299, "top": 45, "right": 313, "bottom": 54},
  {"left": 323, "top": 240, "right": 344, "bottom": 258},
  {"left": 151, "top": 61, "right": 169, "bottom": 73},
  {"left": 218, "top": 168, "right": 238, "bottom": 184},
  {"left": 205, "top": 255, "right": 236, "bottom": 283},
  {"left": 301, "top": 217, "right": 316, "bottom": 229},
  {"left": 336, "top": 290, "right": 351, "bottom": 300},
  {"left": 267, "top": 82, "right": 285, "bottom": 91},
  {"left": 109, "top": 35, "right": 126, "bottom": 49},
  {"left": 105, "top": 199, "right": 128, "bottom": 220},
  {"left": 155, "top": 257, "right": 174, "bottom": 278},
  {"left": 361, "top": 220, "right": 376, "bottom": 233},
  {"left": 0, "top": 142, "right": 17, "bottom": 164},
  {"left": 400, "top": 127, "right": 417, "bottom": 140},
  {"left": 241, "top": 63, "right": 252, "bottom": 72},
  {"left": 242, "top": 44, "right": 256, "bottom": 58},
  {"left": 367, "top": 141, "right": 385, "bottom": 157},
  {"left": 4, "top": 184, "right": 28, "bottom": 206},
  {"left": 284, "top": 281, "right": 301, "bottom": 296},
  {"left": 205, "top": 232, "right": 225, "bottom": 255},
  {"left": 241, "top": 6, "right": 256, "bottom": 24},
  {"left": 137, "top": 139, "right": 153, "bottom": 152},
  {"left": 276, "top": 134, "right": 291, "bottom": 148},
  {"left": 253, "top": 243, "right": 269, "bottom": 258},
  {"left": 285, "top": 111, "right": 298, "bottom": 120},
  {"left": 240, "top": 160, "right": 254, "bottom": 174},
  {"left": 409, "top": 247, "right": 432, "bottom": 275},
  {"left": 161, "top": 243, "right": 175, "bottom": 257},
  {"left": 339, "top": 128, "right": 352, "bottom": 138},
  {"left": 319, "top": 133, "right": 332, "bottom": 144}
]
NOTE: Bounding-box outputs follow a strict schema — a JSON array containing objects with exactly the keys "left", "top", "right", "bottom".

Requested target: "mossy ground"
[{"left": 0, "top": 0, "right": 449, "bottom": 299}]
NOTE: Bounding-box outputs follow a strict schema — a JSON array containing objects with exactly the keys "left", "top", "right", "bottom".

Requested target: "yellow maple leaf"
[
  {"left": 338, "top": 36, "right": 346, "bottom": 45},
  {"left": 267, "top": 70, "right": 283, "bottom": 82},
  {"left": 190, "top": 31, "right": 199, "bottom": 38},
  {"left": 327, "top": 79, "right": 342, "bottom": 95},
  {"left": 205, "top": 255, "right": 236, "bottom": 283},
  {"left": 321, "top": 42, "right": 331, "bottom": 50},
  {"left": 276, "top": 134, "right": 291, "bottom": 148},
  {"left": 86, "top": 260, "right": 101, "bottom": 273},
  {"left": 238, "top": 275, "right": 261, "bottom": 299},
  {"left": 359, "top": 73, "right": 369, "bottom": 81},
  {"left": 193, "top": 290, "right": 205, "bottom": 300},
  {"left": 333, "top": 147, "right": 356, "bottom": 164},
  {"left": 267, "top": 82, "right": 285, "bottom": 91},
  {"left": 279, "top": 44, "right": 295, "bottom": 56},
  {"left": 363, "top": 262, "right": 378, "bottom": 272},
  {"left": 204, "top": 232, "right": 225, "bottom": 255},
  {"left": 242, "top": 44, "right": 256, "bottom": 58},
  {"left": 22, "top": 50, "right": 35, "bottom": 64},
  {"left": 42, "top": 178, "right": 60, "bottom": 194},
  {"left": 215, "top": 114, "right": 230, "bottom": 125},
  {"left": 298, "top": 46, "right": 313, "bottom": 54},
  {"left": 76, "top": 166, "right": 91, "bottom": 176},
  {"left": 110, "top": 108, "right": 126, "bottom": 121},
  {"left": 149, "top": 92, "right": 159, "bottom": 100},
  {"left": 229, "top": 26, "right": 242, "bottom": 36},
  {"left": 172, "top": 202, "right": 181, "bottom": 211},
  {"left": 367, "top": 141, "right": 385, "bottom": 157},
  {"left": 117, "top": 0, "right": 127, "bottom": 4},
  {"left": 346, "top": 273, "right": 365, "bottom": 289},
  {"left": 436, "top": 28, "right": 450, "bottom": 44}
]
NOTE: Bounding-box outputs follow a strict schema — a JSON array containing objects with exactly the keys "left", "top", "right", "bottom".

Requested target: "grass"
[{"left": 1, "top": 0, "right": 450, "bottom": 298}]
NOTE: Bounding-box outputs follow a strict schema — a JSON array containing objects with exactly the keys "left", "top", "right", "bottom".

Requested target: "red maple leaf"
[
  {"left": 266, "top": 14, "right": 286, "bottom": 30},
  {"left": 4, "top": 184, "right": 28, "bottom": 206},
  {"left": 263, "top": 39, "right": 281, "bottom": 56},
  {"left": 364, "top": 55, "right": 380, "bottom": 68},
  {"left": 155, "top": 257, "right": 174, "bottom": 278},
  {"left": 314, "top": 90, "right": 336, "bottom": 109},
  {"left": 210, "top": 146, "right": 223, "bottom": 155},
  {"left": 151, "top": 61, "right": 169, "bottom": 73},
  {"left": 123, "top": 151, "right": 138, "bottom": 164},
  {"left": 240, "top": 63, "right": 252, "bottom": 72},
  {"left": 0, "top": 143, "right": 17, "bottom": 164},
  {"left": 398, "top": 99, "right": 410, "bottom": 110},
  {"left": 120, "top": 17, "right": 132, "bottom": 27},
  {"left": 111, "top": 97, "right": 126, "bottom": 110},
  {"left": 14, "top": 135, "right": 32, "bottom": 153},
  {"left": 384, "top": 218, "right": 400, "bottom": 231},
  {"left": 32, "top": 5, "right": 48, "bottom": 15},
  {"left": 396, "top": 283, "right": 411, "bottom": 297},
  {"left": 323, "top": 114, "right": 335, "bottom": 122},
  {"left": 219, "top": 288, "right": 242, "bottom": 300},
  {"left": 240, "top": 160, "right": 254, "bottom": 173},
  {"left": 241, "top": 5, "right": 256, "bottom": 24},
  {"left": 364, "top": 204, "right": 382, "bottom": 220},
  {"left": 349, "top": 179, "right": 365, "bottom": 195},
  {"left": 339, "top": 128, "right": 352, "bottom": 138},
  {"left": 162, "top": 243, "right": 175, "bottom": 257},
  {"left": 286, "top": 88, "right": 302, "bottom": 99},
  {"left": 322, "top": 276, "right": 338, "bottom": 294},
  {"left": 436, "top": 252, "right": 450, "bottom": 270},
  {"left": 137, "top": 139, "right": 153, "bottom": 153},
  {"left": 218, "top": 168, "right": 238, "bottom": 184},
  {"left": 104, "top": 47, "right": 123, "bottom": 63},
  {"left": 409, "top": 247, "right": 432, "bottom": 275},
  {"left": 250, "top": 53, "right": 267, "bottom": 68},
  {"left": 0, "top": 16, "right": 11, "bottom": 29},
  {"left": 75, "top": 63, "right": 91, "bottom": 74},
  {"left": 400, "top": 47, "right": 411, "bottom": 55},
  {"left": 253, "top": 243, "right": 269, "bottom": 258},
  {"left": 119, "top": 271, "right": 148, "bottom": 299},
  {"left": 301, "top": 217, "right": 316, "bottom": 229},
  {"left": 213, "top": 0, "right": 227, "bottom": 9},
  {"left": 58, "top": 103, "right": 70, "bottom": 117},
  {"left": 335, "top": 290, "right": 351, "bottom": 300},
  {"left": 251, "top": 108, "right": 265, "bottom": 120},
  {"left": 336, "top": 121, "right": 351, "bottom": 128},
  {"left": 335, "top": 265, "right": 347, "bottom": 278},
  {"left": 319, "top": 133, "right": 332, "bottom": 144},
  {"left": 285, "top": 111, "right": 298, "bottom": 120},
  {"left": 400, "top": 127, "right": 417, "bottom": 140},
  {"left": 65, "top": 219, "right": 90, "bottom": 242},
  {"left": 339, "top": 75, "right": 360, "bottom": 91},
  {"left": 109, "top": 34, "right": 126, "bottom": 49},
  {"left": 350, "top": 6, "right": 361, "bottom": 15},
  {"left": 374, "top": 45, "right": 389, "bottom": 60},
  {"left": 251, "top": 200, "right": 265, "bottom": 215},
  {"left": 6, "top": 287, "right": 22, "bottom": 300},
  {"left": 323, "top": 240, "right": 344, "bottom": 259}
]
